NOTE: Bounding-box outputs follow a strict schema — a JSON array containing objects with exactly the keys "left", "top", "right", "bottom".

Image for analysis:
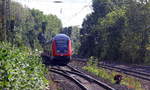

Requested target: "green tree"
[
  {"left": 79, "top": 0, "right": 150, "bottom": 64},
  {"left": 8, "top": 2, "right": 62, "bottom": 50}
]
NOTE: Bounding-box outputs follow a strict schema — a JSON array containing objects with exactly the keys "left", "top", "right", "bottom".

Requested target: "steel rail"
[
  {"left": 99, "top": 64, "right": 150, "bottom": 81},
  {"left": 50, "top": 65, "right": 115, "bottom": 90},
  {"left": 49, "top": 69, "right": 87, "bottom": 90}
]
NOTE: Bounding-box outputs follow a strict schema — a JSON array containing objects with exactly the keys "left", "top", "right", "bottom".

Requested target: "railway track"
[
  {"left": 132, "top": 64, "right": 150, "bottom": 69},
  {"left": 99, "top": 64, "right": 150, "bottom": 81},
  {"left": 72, "top": 58, "right": 150, "bottom": 81},
  {"left": 49, "top": 65, "right": 115, "bottom": 90}
]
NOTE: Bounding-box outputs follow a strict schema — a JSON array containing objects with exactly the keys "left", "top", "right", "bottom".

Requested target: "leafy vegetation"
[
  {"left": 0, "top": 0, "right": 149, "bottom": 89},
  {"left": 79, "top": 0, "right": 150, "bottom": 64},
  {"left": 0, "top": 42, "right": 48, "bottom": 90},
  {"left": 83, "top": 57, "right": 143, "bottom": 90},
  {"left": 0, "top": 1, "right": 62, "bottom": 50}
]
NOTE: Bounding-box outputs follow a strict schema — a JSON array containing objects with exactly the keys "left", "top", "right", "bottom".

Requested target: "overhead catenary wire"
[
  {"left": 65, "top": 1, "right": 93, "bottom": 25},
  {"left": 65, "top": 0, "right": 128, "bottom": 22},
  {"left": 65, "top": 0, "right": 133, "bottom": 25},
  {"left": 11, "top": 0, "right": 132, "bottom": 27}
]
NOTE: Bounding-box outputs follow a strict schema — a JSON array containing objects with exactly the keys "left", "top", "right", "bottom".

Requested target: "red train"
[{"left": 51, "top": 34, "right": 73, "bottom": 65}]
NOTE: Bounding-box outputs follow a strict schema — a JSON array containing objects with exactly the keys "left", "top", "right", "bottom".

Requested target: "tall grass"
[{"left": 83, "top": 56, "right": 143, "bottom": 90}]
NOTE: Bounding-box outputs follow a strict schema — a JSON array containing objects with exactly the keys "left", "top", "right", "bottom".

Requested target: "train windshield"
[{"left": 55, "top": 39, "right": 68, "bottom": 53}]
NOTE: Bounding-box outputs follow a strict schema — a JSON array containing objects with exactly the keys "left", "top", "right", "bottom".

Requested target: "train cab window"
[{"left": 55, "top": 39, "right": 68, "bottom": 53}]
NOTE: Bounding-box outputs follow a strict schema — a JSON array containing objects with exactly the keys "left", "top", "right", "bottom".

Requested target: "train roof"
[{"left": 53, "top": 34, "right": 70, "bottom": 40}]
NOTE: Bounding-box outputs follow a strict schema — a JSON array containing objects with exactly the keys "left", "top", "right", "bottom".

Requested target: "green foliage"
[
  {"left": 100, "top": 9, "right": 126, "bottom": 26},
  {"left": 83, "top": 66, "right": 143, "bottom": 90},
  {"left": 87, "top": 56, "right": 98, "bottom": 66},
  {"left": 83, "top": 58, "right": 143, "bottom": 90},
  {"left": 83, "top": 66, "right": 115, "bottom": 83},
  {"left": 0, "top": 42, "right": 48, "bottom": 90},
  {"left": 4, "top": 1, "right": 62, "bottom": 50},
  {"left": 79, "top": 0, "right": 150, "bottom": 64}
]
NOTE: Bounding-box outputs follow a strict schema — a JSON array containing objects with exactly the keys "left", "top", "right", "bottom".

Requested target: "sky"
[{"left": 13, "top": 0, "right": 93, "bottom": 27}]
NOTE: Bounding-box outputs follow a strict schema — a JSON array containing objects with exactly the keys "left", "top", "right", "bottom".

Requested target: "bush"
[{"left": 0, "top": 42, "right": 48, "bottom": 90}]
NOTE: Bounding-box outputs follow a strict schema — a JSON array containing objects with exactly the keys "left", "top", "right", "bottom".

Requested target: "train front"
[{"left": 51, "top": 34, "right": 72, "bottom": 65}]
